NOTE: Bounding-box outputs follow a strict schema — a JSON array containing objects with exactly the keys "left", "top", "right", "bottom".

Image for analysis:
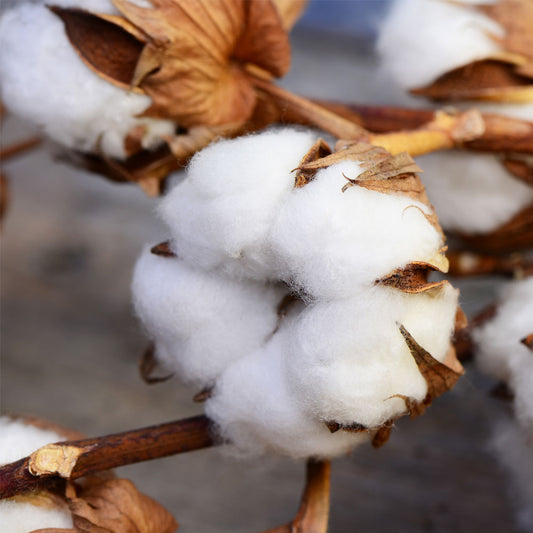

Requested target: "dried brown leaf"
[
  {"left": 272, "top": 0, "right": 309, "bottom": 30},
  {"left": 49, "top": 6, "right": 146, "bottom": 87},
  {"left": 521, "top": 333, "right": 533, "bottom": 350},
  {"left": 150, "top": 241, "right": 176, "bottom": 257},
  {"left": 294, "top": 138, "right": 332, "bottom": 187},
  {"left": 411, "top": 59, "right": 533, "bottom": 102},
  {"left": 502, "top": 156, "right": 533, "bottom": 186},
  {"left": 66, "top": 478, "right": 177, "bottom": 533},
  {"left": 139, "top": 343, "right": 173, "bottom": 385},
  {"left": 376, "top": 262, "right": 448, "bottom": 294},
  {"left": 478, "top": 0, "right": 533, "bottom": 79},
  {"left": 399, "top": 324, "right": 463, "bottom": 403},
  {"left": 112, "top": 0, "right": 291, "bottom": 127}
]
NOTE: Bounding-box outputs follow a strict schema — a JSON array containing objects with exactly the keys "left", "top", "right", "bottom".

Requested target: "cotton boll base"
[{"left": 0, "top": 1, "right": 175, "bottom": 159}]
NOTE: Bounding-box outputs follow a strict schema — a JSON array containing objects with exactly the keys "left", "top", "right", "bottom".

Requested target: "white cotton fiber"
[
  {"left": 416, "top": 151, "right": 533, "bottom": 234},
  {"left": 0, "top": 416, "right": 74, "bottom": 531},
  {"left": 159, "top": 130, "right": 319, "bottom": 280},
  {"left": 135, "top": 128, "right": 461, "bottom": 458},
  {"left": 490, "top": 419, "right": 533, "bottom": 532},
  {"left": 474, "top": 278, "right": 533, "bottom": 383},
  {"left": 284, "top": 284, "right": 458, "bottom": 428},
  {"left": 0, "top": 1, "right": 175, "bottom": 159},
  {"left": 271, "top": 160, "right": 445, "bottom": 299},
  {"left": 378, "top": 0, "right": 503, "bottom": 90},
  {"left": 205, "top": 331, "right": 366, "bottom": 459},
  {"left": 132, "top": 245, "right": 284, "bottom": 387}
]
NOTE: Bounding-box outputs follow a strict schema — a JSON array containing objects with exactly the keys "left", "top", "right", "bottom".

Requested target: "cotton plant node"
[{"left": 0, "top": 415, "right": 178, "bottom": 533}]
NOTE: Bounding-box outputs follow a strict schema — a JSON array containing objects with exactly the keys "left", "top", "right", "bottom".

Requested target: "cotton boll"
[
  {"left": 474, "top": 278, "right": 533, "bottom": 382},
  {"left": 132, "top": 245, "right": 285, "bottom": 387},
  {"left": 378, "top": 0, "right": 503, "bottom": 90},
  {"left": 271, "top": 160, "right": 445, "bottom": 299},
  {"left": 284, "top": 284, "right": 458, "bottom": 428},
  {"left": 490, "top": 419, "right": 533, "bottom": 532},
  {"left": 0, "top": 1, "right": 175, "bottom": 159},
  {"left": 206, "top": 332, "right": 366, "bottom": 459},
  {"left": 0, "top": 416, "right": 74, "bottom": 531},
  {"left": 416, "top": 151, "right": 533, "bottom": 234},
  {"left": 159, "top": 129, "right": 319, "bottom": 279}
]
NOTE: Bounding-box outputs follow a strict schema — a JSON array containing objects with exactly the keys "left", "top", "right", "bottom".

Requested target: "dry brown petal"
[
  {"left": 399, "top": 324, "right": 463, "bottom": 407},
  {"left": 376, "top": 262, "right": 448, "bottom": 294},
  {"left": 371, "top": 422, "right": 394, "bottom": 449},
  {"left": 477, "top": 0, "right": 533, "bottom": 79},
  {"left": 113, "top": 0, "right": 291, "bottom": 127},
  {"left": 272, "top": 0, "right": 308, "bottom": 30},
  {"left": 150, "top": 241, "right": 176, "bottom": 257},
  {"left": 293, "top": 138, "right": 332, "bottom": 187},
  {"left": 521, "top": 333, "right": 533, "bottom": 350},
  {"left": 502, "top": 156, "right": 533, "bottom": 186},
  {"left": 139, "top": 343, "right": 174, "bottom": 385},
  {"left": 66, "top": 478, "right": 177, "bottom": 533},
  {"left": 411, "top": 59, "right": 533, "bottom": 102},
  {"left": 49, "top": 6, "right": 146, "bottom": 87}
]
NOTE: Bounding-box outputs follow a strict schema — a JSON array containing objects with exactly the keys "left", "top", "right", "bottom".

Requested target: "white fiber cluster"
[
  {"left": 378, "top": 0, "right": 503, "bottom": 90},
  {"left": 0, "top": 416, "right": 74, "bottom": 532},
  {"left": 416, "top": 151, "right": 533, "bottom": 234},
  {"left": 474, "top": 278, "right": 533, "bottom": 416},
  {"left": 133, "top": 128, "right": 459, "bottom": 458},
  {"left": 0, "top": 1, "right": 175, "bottom": 159},
  {"left": 474, "top": 278, "right": 533, "bottom": 528}
]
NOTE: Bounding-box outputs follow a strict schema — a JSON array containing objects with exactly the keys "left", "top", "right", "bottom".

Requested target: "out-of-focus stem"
[{"left": 262, "top": 459, "right": 331, "bottom": 533}]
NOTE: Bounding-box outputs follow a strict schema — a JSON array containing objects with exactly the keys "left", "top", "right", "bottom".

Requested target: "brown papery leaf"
[
  {"left": 66, "top": 478, "right": 177, "bottom": 533},
  {"left": 294, "top": 138, "right": 332, "bottom": 187},
  {"left": 111, "top": 0, "right": 291, "bottom": 128},
  {"left": 376, "top": 263, "right": 448, "bottom": 294},
  {"left": 522, "top": 333, "right": 533, "bottom": 350},
  {"left": 477, "top": 0, "right": 533, "bottom": 79},
  {"left": 150, "top": 241, "right": 176, "bottom": 257},
  {"left": 272, "top": 0, "right": 309, "bottom": 30},
  {"left": 49, "top": 6, "right": 146, "bottom": 87},
  {"left": 399, "top": 324, "right": 463, "bottom": 404},
  {"left": 411, "top": 59, "right": 533, "bottom": 102}
]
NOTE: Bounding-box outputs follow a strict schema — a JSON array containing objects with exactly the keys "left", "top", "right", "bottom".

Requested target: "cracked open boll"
[{"left": 132, "top": 128, "right": 465, "bottom": 458}]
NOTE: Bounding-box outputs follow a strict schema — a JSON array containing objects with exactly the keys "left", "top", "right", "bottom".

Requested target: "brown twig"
[
  {"left": 261, "top": 460, "right": 331, "bottom": 533},
  {"left": 0, "top": 415, "right": 213, "bottom": 500},
  {"left": 315, "top": 101, "right": 533, "bottom": 154},
  {"left": 0, "top": 136, "right": 42, "bottom": 161},
  {"left": 447, "top": 250, "right": 533, "bottom": 278}
]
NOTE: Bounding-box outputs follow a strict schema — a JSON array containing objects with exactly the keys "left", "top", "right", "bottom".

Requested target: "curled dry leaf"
[
  {"left": 477, "top": 0, "right": 533, "bottom": 79},
  {"left": 65, "top": 478, "right": 177, "bottom": 533},
  {"left": 376, "top": 262, "right": 448, "bottom": 294},
  {"left": 52, "top": 0, "right": 292, "bottom": 128}
]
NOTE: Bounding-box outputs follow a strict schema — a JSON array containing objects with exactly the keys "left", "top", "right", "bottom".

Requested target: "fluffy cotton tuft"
[
  {"left": 132, "top": 245, "right": 284, "bottom": 387},
  {"left": 0, "top": 1, "right": 175, "bottom": 159},
  {"left": 415, "top": 151, "right": 533, "bottom": 234},
  {"left": 0, "top": 417, "right": 74, "bottom": 531},
  {"left": 159, "top": 129, "right": 319, "bottom": 280},
  {"left": 271, "top": 160, "right": 446, "bottom": 298},
  {"left": 378, "top": 0, "right": 503, "bottom": 89},
  {"left": 135, "top": 128, "right": 460, "bottom": 458}
]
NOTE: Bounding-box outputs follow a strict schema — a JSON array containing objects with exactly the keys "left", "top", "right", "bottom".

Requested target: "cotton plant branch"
[
  {"left": 314, "top": 101, "right": 533, "bottom": 154},
  {"left": 0, "top": 415, "right": 213, "bottom": 500},
  {"left": 261, "top": 460, "right": 331, "bottom": 533},
  {"left": 447, "top": 250, "right": 533, "bottom": 278}
]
